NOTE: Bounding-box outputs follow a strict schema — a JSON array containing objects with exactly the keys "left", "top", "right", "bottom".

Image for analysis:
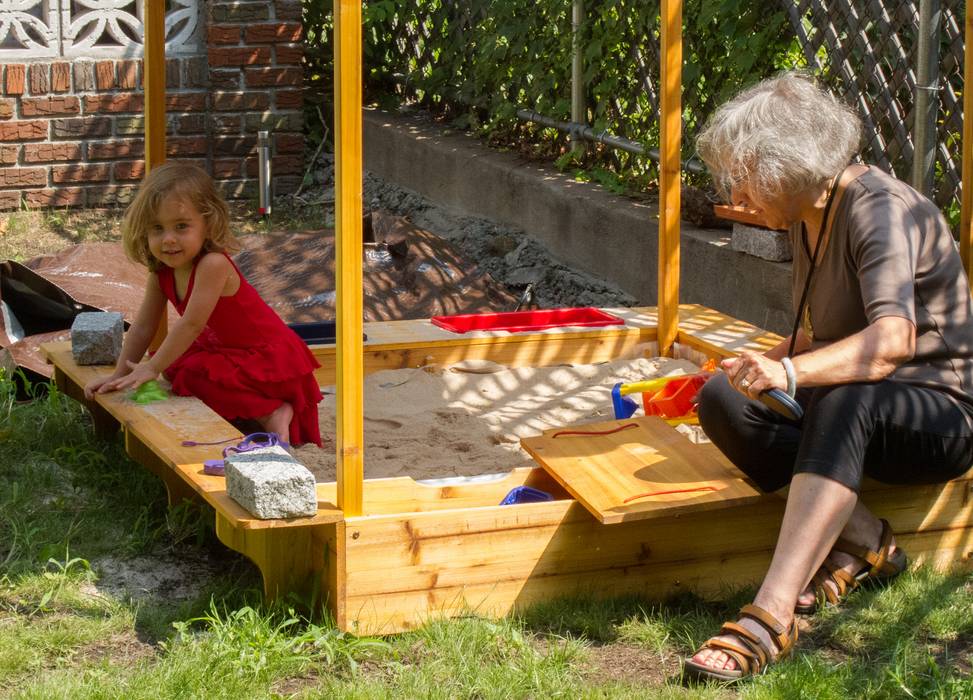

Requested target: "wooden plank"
[
  {"left": 713, "top": 204, "right": 781, "bottom": 230},
  {"left": 657, "top": 0, "right": 681, "bottom": 358},
  {"left": 361, "top": 308, "right": 658, "bottom": 346},
  {"left": 677, "top": 305, "right": 781, "bottom": 358},
  {"left": 337, "top": 478, "right": 973, "bottom": 634},
  {"left": 143, "top": 0, "right": 166, "bottom": 170},
  {"left": 327, "top": 520, "right": 347, "bottom": 629},
  {"left": 310, "top": 308, "right": 659, "bottom": 385},
  {"left": 314, "top": 467, "right": 569, "bottom": 516},
  {"left": 215, "top": 513, "right": 333, "bottom": 600},
  {"left": 342, "top": 500, "right": 779, "bottom": 586},
  {"left": 308, "top": 306, "right": 777, "bottom": 387},
  {"left": 121, "top": 408, "right": 343, "bottom": 528},
  {"left": 43, "top": 342, "right": 343, "bottom": 528},
  {"left": 522, "top": 416, "right": 761, "bottom": 523},
  {"left": 341, "top": 550, "right": 777, "bottom": 635},
  {"left": 334, "top": 0, "right": 364, "bottom": 515}
]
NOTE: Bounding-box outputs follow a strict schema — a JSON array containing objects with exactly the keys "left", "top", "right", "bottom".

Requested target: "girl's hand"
[
  {"left": 100, "top": 361, "right": 159, "bottom": 393},
  {"left": 721, "top": 350, "right": 787, "bottom": 398},
  {"left": 84, "top": 373, "right": 123, "bottom": 400}
]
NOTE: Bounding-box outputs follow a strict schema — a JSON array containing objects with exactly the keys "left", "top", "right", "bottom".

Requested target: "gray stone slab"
[
  {"left": 225, "top": 446, "right": 317, "bottom": 520},
  {"left": 71, "top": 311, "right": 123, "bottom": 365},
  {"left": 730, "top": 223, "right": 793, "bottom": 262}
]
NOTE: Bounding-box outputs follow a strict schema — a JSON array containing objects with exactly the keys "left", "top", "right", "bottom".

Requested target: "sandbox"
[
  {"left": 45, "top": 304, "right": 973, "bottom": 635},
  {"left": 297, "top": 354, "right": 702, "bottom": 482}
]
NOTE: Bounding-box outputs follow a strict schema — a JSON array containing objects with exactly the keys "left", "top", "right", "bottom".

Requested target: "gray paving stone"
[
  {"left": 71, "top": 311, "right": 123, "bottom": 365},
  {"left": 730, "top": 223, "right": 792, "bottom": 262},
  {"left": 225, "top": 446, "right": 317, "bottom": 519}
]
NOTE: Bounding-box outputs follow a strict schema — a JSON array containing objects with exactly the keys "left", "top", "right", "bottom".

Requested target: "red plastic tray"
[{"left": 430, "top": 307, "right": 626, "bottom": 334}]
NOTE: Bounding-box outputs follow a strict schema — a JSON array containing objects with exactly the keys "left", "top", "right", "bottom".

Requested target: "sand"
[{"left": 294, "top": 355, "right": 703, "bottom": 482}]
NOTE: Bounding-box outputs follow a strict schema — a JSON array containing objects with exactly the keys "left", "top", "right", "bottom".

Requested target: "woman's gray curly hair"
[{"left": 696, "top": 71, "right": 862, "bottom": 201}]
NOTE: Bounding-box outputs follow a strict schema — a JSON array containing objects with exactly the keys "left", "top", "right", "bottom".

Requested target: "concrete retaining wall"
[{"left": 364, "top": 109, "right": 792, "bottom": 334}]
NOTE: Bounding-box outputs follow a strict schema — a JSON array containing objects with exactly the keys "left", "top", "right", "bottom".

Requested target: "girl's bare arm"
[
  {"left": 85, "top": 275, "right": 166, "bottom": 397},
  {"left": 102, "top": 255, "right": 234, "bottom": 392}
]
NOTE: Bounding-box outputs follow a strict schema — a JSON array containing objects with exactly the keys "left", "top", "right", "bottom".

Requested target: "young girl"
[{"left": 84, "top": 162, "right": 323, "bottom": 447}]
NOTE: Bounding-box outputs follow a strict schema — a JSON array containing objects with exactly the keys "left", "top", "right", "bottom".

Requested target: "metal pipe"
[
  {"left": 961, "top": 0, "right": 973, "bottom": 277},
  {"left": 257, "top": 130, "right": 272, "bottom": 216},
  {"left": 516, "top": 108, "right": 705, "bottom": 174},
  {"left": 912, "top": 0, "right": 941, "bottom": 195},
  {"left": 570, "top": 0, "right": 585, "bottom": 152}
]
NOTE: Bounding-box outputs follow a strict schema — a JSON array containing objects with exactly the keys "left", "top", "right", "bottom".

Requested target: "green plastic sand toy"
[{"left": 130, "top": 380, "right": 168, "bottom": 405}]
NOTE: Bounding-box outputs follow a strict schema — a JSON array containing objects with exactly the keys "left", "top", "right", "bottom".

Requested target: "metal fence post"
[
  {"left": 571, "top": 0, "right": 585, "bottom": 151},
  {"left": 912, "top": 0, "right": 942, "bottom": 196},
  {"left": 258, "top": 130, "right": 272, "bottom": 217}
]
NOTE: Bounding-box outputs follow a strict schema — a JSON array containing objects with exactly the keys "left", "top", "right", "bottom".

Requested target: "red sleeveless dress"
[{"left": 156, "top": 254, "right": 323, "bottom": 447}]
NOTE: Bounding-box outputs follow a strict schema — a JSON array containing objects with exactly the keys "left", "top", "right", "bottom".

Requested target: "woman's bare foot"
[{"left": 258, "top": 402, "right": 293, "bottom": 440}]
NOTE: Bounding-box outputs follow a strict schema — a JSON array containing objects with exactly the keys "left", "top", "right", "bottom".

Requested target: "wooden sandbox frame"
[
  {"left": 45, "top": 306, "right": 973, "bottom": 634},
  {"left": 41, "top": 1, "right": 973, "bottom": 634}
]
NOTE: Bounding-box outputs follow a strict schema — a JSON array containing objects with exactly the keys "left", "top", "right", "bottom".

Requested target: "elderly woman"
[{"left": 684, "top": 72, "right": 973, "bottom": 682}]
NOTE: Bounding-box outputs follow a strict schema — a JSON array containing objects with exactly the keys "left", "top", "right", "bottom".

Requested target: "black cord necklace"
[{"left": 787, "top": 172, "right": 843, "bottom": 357}]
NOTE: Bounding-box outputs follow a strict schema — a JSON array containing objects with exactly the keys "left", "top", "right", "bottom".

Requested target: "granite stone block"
[
  {"left": 225, "top": 445, "right": 317, "bottom": 519},
  {"left": 71, "top": 311, "right": 123, "bottom": 365}
]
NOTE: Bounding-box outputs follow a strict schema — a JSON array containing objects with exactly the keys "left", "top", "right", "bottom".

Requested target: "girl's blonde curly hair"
[{"left": 122, "top": 162, "right": 239, "bottom": 272}]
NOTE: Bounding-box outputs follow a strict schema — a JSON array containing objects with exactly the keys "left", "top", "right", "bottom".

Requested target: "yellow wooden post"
[
  {"left": 143, "top": 0, "right": 166, "bottom": 171},
  {"left": 657, "top": 0, "right": 682, "bottom": 357},
  {"left": 143, "top": 0, "right": 167, "bottom": 346},
  {"left": 962, "top": 0, "right": 973, "bottom": 281},
  {"left": 334, "top": 0, "right": 364, "bottom": 515}
]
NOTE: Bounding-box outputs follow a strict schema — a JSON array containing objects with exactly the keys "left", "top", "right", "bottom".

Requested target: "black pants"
[{"left": 697, "top": 374, "right": 973, "bottom": 493}]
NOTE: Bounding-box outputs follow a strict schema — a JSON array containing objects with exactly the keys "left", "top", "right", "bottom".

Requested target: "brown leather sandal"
[
  {"left": 683, "top": 603, "right": 798, "bottom": 682},
  {"left": 796, "top": 518, "right": 908, "bottom": 615}
]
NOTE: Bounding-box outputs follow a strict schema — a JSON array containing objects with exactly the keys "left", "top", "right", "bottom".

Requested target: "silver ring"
[{"left": 740, "top": 378, "right": 751, "bottom": 389}]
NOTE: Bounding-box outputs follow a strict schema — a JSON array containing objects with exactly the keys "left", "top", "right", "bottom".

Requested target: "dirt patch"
[
  {"left": 89, "top": 551, "right": 229, "bottom": 603},
  {"left": 270, "top": 672, "right": 326, "bottom": 696},
  {"left": 71, "top": 630, "right": 158, "bottom": 667},
  {"left": 931, "top": 633, "right": 973, "bottom": 675},
  {"left": 581, "top": 640, "right": 682, "bottom": 687}
]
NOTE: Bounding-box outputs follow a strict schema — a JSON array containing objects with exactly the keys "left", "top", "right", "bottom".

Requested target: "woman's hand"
[
  {"left": 98, "top": 361, "right": 159, "bottom": 394},
  {"left": 721, "top": 350, "right": 787, "bottom": 398}
]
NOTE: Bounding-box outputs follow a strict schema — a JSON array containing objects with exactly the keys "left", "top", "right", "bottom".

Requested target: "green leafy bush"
[{"left": 303, "top": 0, "right": 796, "bottom": 189}]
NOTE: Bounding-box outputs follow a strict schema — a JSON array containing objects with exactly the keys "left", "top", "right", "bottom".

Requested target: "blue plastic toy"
[{"left": 500, "top": 486, "right": 554, "bottom": 505}]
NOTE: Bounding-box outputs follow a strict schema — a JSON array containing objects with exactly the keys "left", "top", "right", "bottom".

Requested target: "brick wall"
[{"left": 0, "top": 0, "right": 304, "bottom": 211}]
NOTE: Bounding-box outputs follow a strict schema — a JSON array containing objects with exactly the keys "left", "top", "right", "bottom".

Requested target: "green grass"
[{"left": 2, "top": 369, "right": 973, "bottom": 698}]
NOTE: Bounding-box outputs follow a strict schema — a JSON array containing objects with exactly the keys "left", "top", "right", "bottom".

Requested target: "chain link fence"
[
  {"left": 785, "top": 0, "right": 964, "bottom": 218},
  {"left": 309, "top": 0, "right": 966, "bottom": 221}
]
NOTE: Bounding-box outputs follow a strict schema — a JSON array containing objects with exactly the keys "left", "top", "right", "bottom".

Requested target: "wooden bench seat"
[{"left": 44, "top": 342, "right": 346, "bottom": 599}]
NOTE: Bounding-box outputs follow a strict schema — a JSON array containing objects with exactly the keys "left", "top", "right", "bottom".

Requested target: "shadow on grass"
[{"left": 807, "top": 566, "right": 973, "bottom": 661}]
